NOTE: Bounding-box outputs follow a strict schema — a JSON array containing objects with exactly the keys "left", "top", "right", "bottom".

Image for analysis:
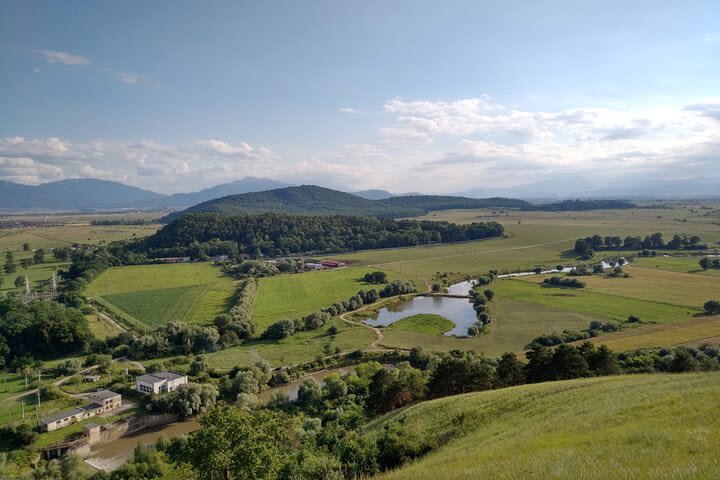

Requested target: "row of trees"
[
  {"left": 574, "top": 233, "right": 703, "bottom": 256},
  {"left": 132, "top": 213, "right": 505, "bottom": 258},
  {"left": 262, "top": 281, "right": 417, "bottom": 340},
  {"left": 466, "top": 287, "right": 493, "bottom": 336},
  {"left": 542, "top": 276, "right": 586, "bottom": 288}
]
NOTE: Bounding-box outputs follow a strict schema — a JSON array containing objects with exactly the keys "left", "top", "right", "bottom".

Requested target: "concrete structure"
[
  {"left": 155, "top": 256, "right": 191, "bottom": 264},
  {"left": 210, "top": 254, "right": 229, "bottom": 262},
  {"left": 135, "top": 371, "right": 188, "bottom": 395},
  {"left": 83, "top": 375, "right": 101, "bottom": 382},
  {"left": 40, "top": 391, "right": 122, "bottom": 432},
  {"left": 88, "top": 390, "right": 122, "bottom": 412},
  {"left": 304, "top": 262, "right": 323, "bottom": 270}
]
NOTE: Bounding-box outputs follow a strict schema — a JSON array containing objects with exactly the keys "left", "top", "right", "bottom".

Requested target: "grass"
[
  {"left": 632, "top": 255, "right": 720, "bottom": 277},
  {"left": 380, "top": 299, "right": 599, "bottom": 356},
  {"left": 0, "top": 374, "right": 34, "bottom": 403},
  {"left": 385, "top": 314, "right": 455, "bottom": 335},
  {"left": 86, "top": 314, "right": 123, "bottom": 340},
  {"left": 581, "top": 315, "right": 720, "bottom": 352},
  {"left": 371, "top": 372, "right": 720, "bottom": 479},
  {"left": 338, "top": 205, "right": 720, "bottom": 279},
  {"left": 253, "top": 267, "right": 417, "bottom": 330},
  {"left": 493, "top": 276, "right": 698, "bottom": 325},
  {"left": 86, "top": 263, "right": 238, "bottom": 328},
  {"left": 200, "top": 318, "right": 376, "bottom": 369}
]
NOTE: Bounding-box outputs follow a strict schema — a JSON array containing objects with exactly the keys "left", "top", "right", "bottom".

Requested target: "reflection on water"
[
  {"left": 364, "top": 295, "right": 477, "bottom": 337},
  {"left": 85, "top": 419, "right": 200, "bottom": 471}
]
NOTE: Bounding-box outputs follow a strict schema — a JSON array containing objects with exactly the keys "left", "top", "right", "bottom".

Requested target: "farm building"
[
  {"left": 135, "top": 371, "right": 188, "bottom": 395},
  {"left": 40, "top": 391, "right": 122, "bottom": 432},
  {"left": 304, "top": 262, "right": 323, "bottom": 270},
  {"left": 322, "top": 260, "right": 346, "bottom": 268},
  {"left": 210, "top": 255, "right": 229, "bottom": 262}
]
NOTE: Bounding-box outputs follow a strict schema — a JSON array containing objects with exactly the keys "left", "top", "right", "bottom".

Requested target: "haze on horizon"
[{"left": 1, "top": 0, "right": 719, "bottom": 196}]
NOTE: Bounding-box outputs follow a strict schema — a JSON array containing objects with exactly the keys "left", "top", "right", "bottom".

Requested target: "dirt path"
[
  {"left": 0, "top": 365, "right": 99, "bottom": 405},
  {"left": 91, "top": 303, "right": 129, "bottom": 333}
]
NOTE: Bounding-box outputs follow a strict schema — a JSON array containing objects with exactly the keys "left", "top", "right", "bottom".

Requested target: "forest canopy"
[{"left": 129, "top": 213, "right": 505, "bottom": 258}]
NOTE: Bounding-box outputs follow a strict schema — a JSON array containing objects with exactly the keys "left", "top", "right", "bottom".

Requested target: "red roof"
[{"left": 322, "top": 260, "right": 344, "bottom": 267}]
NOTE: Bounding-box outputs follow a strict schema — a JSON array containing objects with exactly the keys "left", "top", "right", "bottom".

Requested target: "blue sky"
[{"left": 1, "top": 0, "right": 719, "bottom": 194}]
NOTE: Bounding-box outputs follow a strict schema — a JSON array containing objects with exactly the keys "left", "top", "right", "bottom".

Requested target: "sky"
[{"left": 1, "top": 0, "right": 719, "bottom": 195}]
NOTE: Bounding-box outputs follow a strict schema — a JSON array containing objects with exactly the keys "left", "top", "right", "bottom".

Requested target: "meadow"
[
  {"left": 86, "top": 263, "right": 238, "bottom": 329},
  {"left": 632, "top": 255, "right": 720, "bottom": 276},
  {"left": 340, "top": 205, "right": 720, "bottom": 278},
  {"left": 581, "top": 314, "right": 720, "bottom": 351},
  {"left": 379, "top": 299, "right": 600, "bottom": 356},
  {"left": 372, "top": 372, "right": 720, "bottom": 479},
  {"left": 253, "top": 266, "right": 418, "bottom": 330},
  {"left": 200, "top": 317, "right": 376, "bottom": 369}
]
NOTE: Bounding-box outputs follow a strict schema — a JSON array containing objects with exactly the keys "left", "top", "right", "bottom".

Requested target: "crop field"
[
  {"left": 581, "top": 314, "right": 720, "bottom": 352},
  {"left": 86, "top": 263, "right": 238, "bottom": 329},
  {"left": 253, "top": 266, "right": 418, "bottom": 330},
  {"left": 371, "top": 372, "right": 720, "bottom": 480},
  {"left": 340, "top": 206, "right": 720, "bottom": 278},
  {"left": 380, "top": 299, "right": 599, "bottom": 356},
  {"left": 200, "top": 318, "right": 376, "bottom": 369}
]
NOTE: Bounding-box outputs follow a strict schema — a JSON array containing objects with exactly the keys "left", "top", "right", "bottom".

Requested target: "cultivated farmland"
[{"left": 86, "top": 263, "right": 237, "bottom": 329}]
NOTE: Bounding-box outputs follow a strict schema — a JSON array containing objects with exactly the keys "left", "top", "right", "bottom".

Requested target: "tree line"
[
  {"left": 574, "top": 232, "right": 703, "bottom": 257},
  {"left": 130, "top": 213, "right": 505, "bottom": 258}
]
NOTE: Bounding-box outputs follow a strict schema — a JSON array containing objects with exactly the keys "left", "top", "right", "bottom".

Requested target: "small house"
[
  {"left": 304, "top": 262, "right": 323, "bottom": 270},
  {"left": 322, "top": 260, "right": 346, "bottom": 268},
  {"left": 40, "top": 391, "right": 122, "bottom": 432}
]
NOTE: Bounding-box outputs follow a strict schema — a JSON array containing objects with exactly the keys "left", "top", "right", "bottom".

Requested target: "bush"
[
  {"left": 542, "top": 276, "right": 586, "bottom": 288},
  {"left": 363, "top": 271, "right": 388, "bottom": 284},
  {"left": 703, "top": 300, "right": 720, "bottom": 315},
  {"left": 263, "top": 319, "right": 296, "bottom": 339}
]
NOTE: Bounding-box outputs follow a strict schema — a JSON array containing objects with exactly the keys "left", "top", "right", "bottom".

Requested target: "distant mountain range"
[
  {"left": 1, "top": 175, "right": 717, "bottom": 213},
  {"left": 160, "top": 177, "right": 289, "bottom": 207},
  {"left": 163, "top": 185, "right": 533, "bottom": 221},
  {"left": 0, "top": 177, "right": 289, "bottom": 212},
  {"left": 0, "top": 179, "right": 164, "bottom": 211}
]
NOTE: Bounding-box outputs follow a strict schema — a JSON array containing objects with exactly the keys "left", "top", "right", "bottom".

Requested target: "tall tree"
[{"left": 181, "top": 404, "right": 294, "bottom": 480}]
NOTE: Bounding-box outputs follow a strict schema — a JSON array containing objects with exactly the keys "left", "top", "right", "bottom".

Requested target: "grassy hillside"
[{"left": 371, "top": 373, "right": 720, "bottom": 479}]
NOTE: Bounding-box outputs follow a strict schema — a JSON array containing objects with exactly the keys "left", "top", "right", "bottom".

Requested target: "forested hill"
[
  {"left": 383, "top": 195, "right": 531, "bottom": 211},
  {"left": 133, "top": 213, "right": 505, "bottom": 257},
  {"left": 163, "top": 185, "right": 530, "bottom": 221},
  {"left": 525, "top": 199, "right": 637, "bottom": 211},
  {"left": 163, "top": 185, "right": 423, "bottom": 221}
]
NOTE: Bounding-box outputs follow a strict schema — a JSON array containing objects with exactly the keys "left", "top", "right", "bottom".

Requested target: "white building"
[
  {"left": 135, "top": 371, "right": 188, "bottom": 395},
  {"left": 40, "top": 391, "right": 121, "bottom": 432}
]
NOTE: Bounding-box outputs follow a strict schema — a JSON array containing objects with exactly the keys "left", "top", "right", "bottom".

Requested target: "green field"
[
  {"left": 582, "top": 314, "right": 720, "bottom": 352},
  {"left": 494, "top": 275, "right": 700, "bottom": 325},
  {"left": 253, "top": 266, "right": 419, "bottom": 330},
  {"left": 380, "top": 299, "right": 600, "bottom": 356},
  {"left": 385, "top": 314, "right": 455, "bottom": 335},
  {"left": 371, "top": 372, "right": 720, "bottom": 479},
  {"left": 86, "top": 314, "right": 123, "bottom": 340},
  {"left": 201, "top": 318, "right": 376, "bottom": 369},
  {"left": 339, "top": 206, "right": 720, "bottom": 279},
  {"left": 632, "top": 255, "right": 720, "bottom": 276},
  {"left": 86, "top": 263, "right": 238, "bottom": 328}
]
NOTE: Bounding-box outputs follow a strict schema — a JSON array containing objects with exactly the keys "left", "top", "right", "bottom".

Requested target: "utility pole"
[
  {"left": 21, "top": 400, "right": 25, "bottom": 420},
  {"left": 36, "top": 389, "right": 41, "bottom": 427}
]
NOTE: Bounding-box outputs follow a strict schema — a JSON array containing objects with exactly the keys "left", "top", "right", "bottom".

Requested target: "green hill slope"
[{"left": 370, "top": 373, "right": 720, "bottom": 479}]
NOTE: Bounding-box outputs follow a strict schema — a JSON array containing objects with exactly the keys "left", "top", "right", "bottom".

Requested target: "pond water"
[{"left": 363, "top": 295, "right": 477, "bottom": 337}]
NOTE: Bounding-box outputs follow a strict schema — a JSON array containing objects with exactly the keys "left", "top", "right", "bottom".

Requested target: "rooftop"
[
  {"left": 136, "top": 371, "right": 187, "bottom": 384},
  {"left": 89, "top": 390, "right": 121, "bottom": 400},
  {"left": 40, "top": 407, "right": 85, "bottom": 425}
]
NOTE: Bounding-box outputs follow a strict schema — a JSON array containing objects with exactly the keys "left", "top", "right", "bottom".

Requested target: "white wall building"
[{"left": 135, "top": 371, "right": 188, "bottom": 395}]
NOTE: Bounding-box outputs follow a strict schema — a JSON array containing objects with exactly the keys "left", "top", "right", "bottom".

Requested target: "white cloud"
[
  {"left": 120, "top": 73, "right": 143, "bottom": 84},
  {"left": 0, "top": 137, "right": 279, "bottom": 193},
  {"left": 37, "top": 49, "right": 90, "bottom": 65},
  {"left": 339, "top": 107, "right": 357, "bottom": 114}
]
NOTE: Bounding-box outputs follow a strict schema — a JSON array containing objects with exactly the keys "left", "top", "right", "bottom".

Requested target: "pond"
[{"left": 363, "top": 295, "right": 478, "bottom": 337}]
